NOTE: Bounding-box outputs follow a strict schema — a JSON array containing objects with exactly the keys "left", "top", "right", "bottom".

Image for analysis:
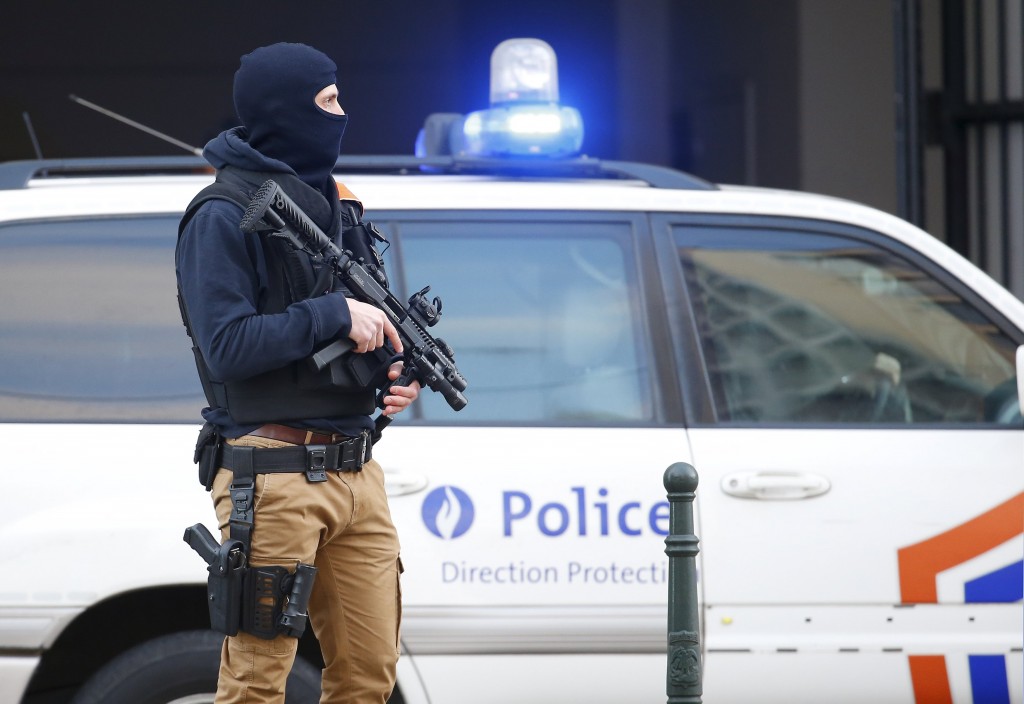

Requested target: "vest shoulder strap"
[{"left": 178, "top": 181, "right": 251, "bottom": 239}]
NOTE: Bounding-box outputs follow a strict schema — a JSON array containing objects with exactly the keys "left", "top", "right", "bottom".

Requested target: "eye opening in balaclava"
[{"left": 233, "top": 42, "right": 348, "bottom": 190}]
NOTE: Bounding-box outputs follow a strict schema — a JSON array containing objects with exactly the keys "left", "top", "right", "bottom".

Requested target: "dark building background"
[
  {"left": 2, "top": 0, "right": 1021, "bottom": 297},
  {"left": 0, "top": 2, "right": 619, "bottom": 162}
]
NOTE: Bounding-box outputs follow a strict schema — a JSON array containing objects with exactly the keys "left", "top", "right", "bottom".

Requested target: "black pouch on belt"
[{"left": 193, "top": 421, "right": 222, "bottom": 491}]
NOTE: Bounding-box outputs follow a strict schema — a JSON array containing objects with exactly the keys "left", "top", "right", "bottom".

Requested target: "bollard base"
[{"left": 667, "top": 629, "right": 701, "bottom": 703}]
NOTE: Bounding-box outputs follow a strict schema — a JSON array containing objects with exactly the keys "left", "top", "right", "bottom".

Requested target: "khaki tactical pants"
[{"left": 211, "top": 435, "right": 402, "bottom": 704}]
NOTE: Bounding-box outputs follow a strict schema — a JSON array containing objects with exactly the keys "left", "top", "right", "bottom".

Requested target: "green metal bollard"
[{"left": 664, "top": 462, "right": 702, "bottom": 704}]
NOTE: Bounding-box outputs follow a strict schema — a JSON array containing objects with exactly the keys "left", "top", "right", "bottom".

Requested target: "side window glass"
[
  {"left": 0, "top": 218, "right": 204, "bottom": 422},
  {"left": 397, "top": 219, "right": 653, "bottom": 423},
  {"left": 676, "top": 226, "right": 1021, "bottom": 425}
]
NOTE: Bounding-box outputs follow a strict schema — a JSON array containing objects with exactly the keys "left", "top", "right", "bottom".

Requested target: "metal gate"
[{"left": 896, "top": 0, "right": 1024, "bottom": 299}]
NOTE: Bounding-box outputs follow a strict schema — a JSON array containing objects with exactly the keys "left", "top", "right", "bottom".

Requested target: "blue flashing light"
[
  {"left": 489, "top": 38, "right": 560, "bottom": 105},
  {"left": 461, "top": 104, "right": 583, "bottom": 158},
  {"left": 416, "top": 38, "right": 585, "bottom": 159}
]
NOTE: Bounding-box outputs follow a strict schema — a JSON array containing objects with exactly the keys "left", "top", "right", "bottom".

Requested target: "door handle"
[
  {"left": 384, "top": 470, "right": 429, "bottom": 497},
  {"left": 721, "top": 471, "right": 831, "bottom": 500}
]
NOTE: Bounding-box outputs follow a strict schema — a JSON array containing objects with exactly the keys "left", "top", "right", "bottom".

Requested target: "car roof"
[
  {"left": 1, "top": 154, "right": 1020, "bottom": 323},
  {"left": 0, "top": 155, "right": 717, "bottom": 191},
  {"left": 0, "top": 154, "right": 908, "bottom": 228},
  {"left": 0, "top": 154, "right": 941, "bottom": 244}
]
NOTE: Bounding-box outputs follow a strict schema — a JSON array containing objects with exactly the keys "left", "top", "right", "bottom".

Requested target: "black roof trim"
[
  {"left": 331, "top": 155, "right": 718, "bottom": 189},
  {"left": 0, "top": 155, "right": 717, "bottom": 191},
  {"left": 0, "top": 156, "right": 212, "bottom": 190}
]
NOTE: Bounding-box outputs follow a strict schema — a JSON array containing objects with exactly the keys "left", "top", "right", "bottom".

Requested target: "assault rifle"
[{"left": 239, "top": 179, "right": 468, "bottom": 418}]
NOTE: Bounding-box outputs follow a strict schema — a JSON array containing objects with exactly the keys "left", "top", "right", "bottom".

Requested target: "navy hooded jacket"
[{"left": 175, "top": 128, "right": 369, "bottom": 436}]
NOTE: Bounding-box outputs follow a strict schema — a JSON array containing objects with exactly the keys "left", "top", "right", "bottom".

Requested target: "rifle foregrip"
[{"left": 376, "top": 366, "right": 416, "bottom": 409}]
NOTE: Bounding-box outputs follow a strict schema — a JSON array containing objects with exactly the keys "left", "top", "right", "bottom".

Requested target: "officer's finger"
[
  {"left": 383, "top": 393, "right": 412, "bottom": 415},
  {"left": 389, "top": 384, "right": 418, "bottom": 399},
  {"left": 383, "top": 318, "right": 403, "bottom": 354}
]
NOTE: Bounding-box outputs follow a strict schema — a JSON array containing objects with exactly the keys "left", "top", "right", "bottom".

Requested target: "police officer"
[{"left": 176, "top": 42, "right": 419, "bottom": 703}]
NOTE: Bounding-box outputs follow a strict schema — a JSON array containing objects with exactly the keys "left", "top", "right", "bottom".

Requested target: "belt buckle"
[
  {"left": 359, "top": 430, "right": 371, "bottom": 466},
  {"left": 305, "top": 444, "right": 328, "bottom": 482},
  {"left": 231, "top": 482, "right": 254, "bottom": 522}
]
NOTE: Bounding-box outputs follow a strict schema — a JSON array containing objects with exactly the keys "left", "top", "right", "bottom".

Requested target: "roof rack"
[
  {"left": 0, "top": 154, "right": 717, "bottom": 191},
  {"left": 0, "top": 156, "right": 212, "bottom": 190},
  {"left": 338, "top": 155, "right": 717, "bottom": 190}
]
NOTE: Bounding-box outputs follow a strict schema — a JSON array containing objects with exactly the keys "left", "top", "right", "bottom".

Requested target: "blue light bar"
[
  {"left": 490, "top": 38, "right": 560, "bottom": 105},
  {"left": 415, "top": 38, "right": 586, "bottom": 159},
  {"left": 461, "top": 104, "right": 583, "bottom": 158}
]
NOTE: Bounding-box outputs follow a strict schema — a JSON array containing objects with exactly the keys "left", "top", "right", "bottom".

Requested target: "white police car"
[{"left": 0, "top": 39, "right": 1021, "bottom": 704}]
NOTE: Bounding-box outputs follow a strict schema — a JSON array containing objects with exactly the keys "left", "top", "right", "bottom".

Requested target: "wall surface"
[
  {"left": 798, "top": 0, "right": 898, "bottom": 214},
  {"left": 1, "top": 0, "right": 902, "bottom": 219}
]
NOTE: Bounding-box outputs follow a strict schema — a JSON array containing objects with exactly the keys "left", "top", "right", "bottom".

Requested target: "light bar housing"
[{"left": 416, "top": 38, "right": 585, "bottom": 159}]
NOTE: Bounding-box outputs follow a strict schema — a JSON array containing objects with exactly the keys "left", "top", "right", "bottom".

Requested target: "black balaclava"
[{"left": 233, "top": 42, "right": 348, "bottom": 190}]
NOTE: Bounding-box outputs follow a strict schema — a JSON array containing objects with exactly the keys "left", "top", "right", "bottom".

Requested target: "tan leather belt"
[{"left": 247, "top": 423, "right": 349, "bottom": 446}]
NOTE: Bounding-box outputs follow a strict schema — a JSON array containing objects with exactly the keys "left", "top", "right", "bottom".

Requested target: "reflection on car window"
[
  {"left": 0, "top": 218, "right": 205, "bottom": 422},
  {"left": 399, "top": 219, "right": 653, "bottom": 423},
  {"left": 676, "top": 226, "right": 1020, "bottom": 425}
]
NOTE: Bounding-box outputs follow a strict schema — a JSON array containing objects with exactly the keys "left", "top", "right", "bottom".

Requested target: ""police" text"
[{"left": 502, "top": 487, "right": 669, "bottom": 537}]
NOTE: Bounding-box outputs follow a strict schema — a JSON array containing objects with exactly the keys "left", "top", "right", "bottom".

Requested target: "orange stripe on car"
[
  {"left": 908, "top": 655, "right": 953, "bottom": 704},
  {"left": 897, "top": 492, "right": 1024, "bottom": 604}
]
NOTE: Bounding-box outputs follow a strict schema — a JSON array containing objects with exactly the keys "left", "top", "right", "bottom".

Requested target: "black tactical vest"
[{"left": 176, "top": 173, "right": 377, "bottom": 424}]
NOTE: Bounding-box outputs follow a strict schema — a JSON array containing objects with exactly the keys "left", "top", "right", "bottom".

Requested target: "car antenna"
[
  {"left": 22, "top": 112, "right": 44, "bottom": 159},
  {"left": 69, "top": 93, "right": 203, "bottom": 156}
]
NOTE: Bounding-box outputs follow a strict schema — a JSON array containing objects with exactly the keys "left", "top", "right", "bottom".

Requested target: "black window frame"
[
  {"left": 652, "top": 212, "right": 1024, "bottom": 429},
  {"left": 370, "top": 209, "right": 684, "bottom": 428}
]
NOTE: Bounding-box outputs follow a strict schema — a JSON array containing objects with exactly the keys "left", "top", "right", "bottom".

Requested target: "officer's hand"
[
  {"left": 346, "top": 299, "right": 403, "bottom": 354},
  {"left": 382, "top": 361, "right": 421, "bottom": 416}
]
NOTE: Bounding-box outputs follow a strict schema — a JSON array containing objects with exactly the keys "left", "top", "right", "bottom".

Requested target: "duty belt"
[
  {"left": 223, "top": 430, "right": 372, "bottom": 553},
  {"left": 220, "top": 430, "right": 372, "bottom": 482}
]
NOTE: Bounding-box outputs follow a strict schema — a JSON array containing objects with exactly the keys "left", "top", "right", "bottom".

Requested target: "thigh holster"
[
  {"left": 184, "top": 443, "right": 316, "bottom": 640},
  {"left": 183, "top": 522, "right": 317, "bottom": 640},
  {"left": 187, "top": 427, "right": 349, "bottom": 639}
]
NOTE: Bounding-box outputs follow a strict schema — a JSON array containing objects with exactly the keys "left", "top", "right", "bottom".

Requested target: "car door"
[
  {"left": 368, "top": 211, "right": 693, "bottom": 704},
  {"left": 654, "top": 214, "right": 1024, "bottom": 704}
]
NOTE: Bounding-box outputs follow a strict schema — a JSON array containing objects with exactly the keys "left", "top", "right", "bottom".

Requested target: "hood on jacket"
[{"left": 208, "top": 42, "right": 347, "bottom": 193}]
